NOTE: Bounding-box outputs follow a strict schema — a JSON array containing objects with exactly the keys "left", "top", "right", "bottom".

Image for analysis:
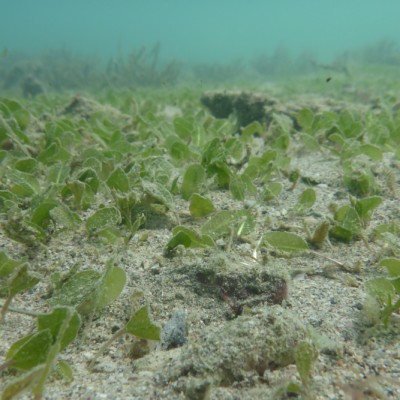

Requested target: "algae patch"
[{"left": 176, "top": 253, "right": 289, "bottom": 316}]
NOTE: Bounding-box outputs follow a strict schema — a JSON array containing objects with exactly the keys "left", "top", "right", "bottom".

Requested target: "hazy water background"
[
  {"left": 2, "top": 0, "right": 400, "bottom": 63},
  {"left": 1, "top": 0, "right": 400, "bottom": 92}
]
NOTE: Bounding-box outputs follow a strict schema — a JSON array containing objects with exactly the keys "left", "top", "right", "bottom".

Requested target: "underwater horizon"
[{"left": 1, "top": 0, "right": 400, "bottom": 93}]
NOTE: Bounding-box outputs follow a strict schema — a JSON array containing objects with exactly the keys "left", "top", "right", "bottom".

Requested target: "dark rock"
[
  {"left": 201, "top": 91, "right": 279, "bottom": 128},
  {"left": 22, "top": 75, "right": 44, "bottom": 98}
]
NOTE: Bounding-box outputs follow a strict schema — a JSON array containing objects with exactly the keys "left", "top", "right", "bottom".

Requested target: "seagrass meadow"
[{"left": 1, "top": 1, "right": 400, "bottom": 399}]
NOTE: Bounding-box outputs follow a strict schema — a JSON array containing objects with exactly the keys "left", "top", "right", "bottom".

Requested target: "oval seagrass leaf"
[
  {"left": 86, "top": 206, "right": 121, "bottom": 235},
  {"left": 6, "top": 330, "right": 52, "bottom": 370},
  {"left": 380, "top": 258, "right": 400, "bottom": 277},
  {"left": 263, "top": 231, "right": 309, "bottom": 252},
  {"left": 126, "top": 305, "right": 160, "bottom": 341},
  {"left": 96, "top": 265, "right": 127, "bottom": 310},
  {"left": 189, "top": 193, "right": 215, "bottom": 217},
  {"left": 181, "top": 164, "right": 206, "bottom": 201},
  {"left": 37, "top": 306, "right": 81, "bottom": 351}
]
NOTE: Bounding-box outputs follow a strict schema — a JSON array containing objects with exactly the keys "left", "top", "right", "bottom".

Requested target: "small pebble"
[
  {"left": 161, "top": 311, "right": 188, "bottom": 350},
  {"left": 150, "top": 264, "right": 160, "bottom": 274}
]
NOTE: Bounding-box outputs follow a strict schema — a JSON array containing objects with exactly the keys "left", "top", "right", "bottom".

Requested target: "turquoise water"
[{"left": 1, "top": 0, "right": 400, "bottom": 63}]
